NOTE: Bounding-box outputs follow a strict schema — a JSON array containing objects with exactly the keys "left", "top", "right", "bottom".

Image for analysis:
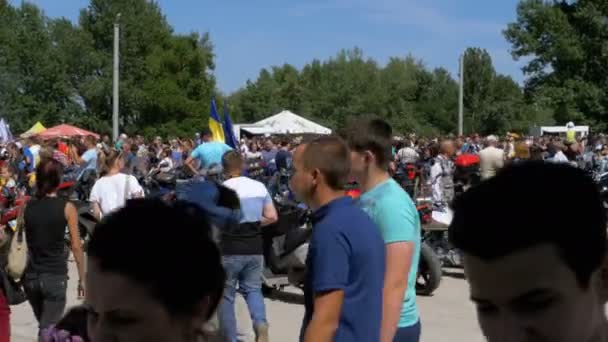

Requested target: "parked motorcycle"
[
  {"left": 415, "top": 203, "right": 444, "bottom": 296},
  {"left": 57, "top": 169, "right": 97, "bottom": 201},
  {"left": 348, "top": 181, "right": 444, "bottom": 296},
  {"left": 262, "top": 197, "right": 311, "bottom": 292}
]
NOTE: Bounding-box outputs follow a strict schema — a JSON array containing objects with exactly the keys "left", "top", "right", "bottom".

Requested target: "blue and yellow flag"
[
  {"left": 223, "top": 104, "right": 239, "bottom": 149},
  {"left": 209, "top": 98, "right": 225, "bottom": 142}
]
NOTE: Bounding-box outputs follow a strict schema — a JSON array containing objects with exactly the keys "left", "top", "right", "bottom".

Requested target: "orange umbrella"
[{"left": 37, "top": 124, "right": 100, "bottom": 139}]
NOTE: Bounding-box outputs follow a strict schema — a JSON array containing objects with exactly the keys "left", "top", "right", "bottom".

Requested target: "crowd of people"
[{"left": 0, "top": 118, "right": 606, "bottom": 342}]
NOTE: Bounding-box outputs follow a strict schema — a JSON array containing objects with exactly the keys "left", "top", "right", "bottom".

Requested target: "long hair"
[
  {"left": 35, "top": 158, "right": 63, "bottom": 199},
  {"left": 100, "top": 149, "right": 123, "bottom": 177}
]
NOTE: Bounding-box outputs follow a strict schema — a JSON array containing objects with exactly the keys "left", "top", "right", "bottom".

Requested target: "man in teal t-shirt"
[
  {"left": 185, "top": 129, "right": 232, "bottom": 174},
  {"left": 346, "top": 118, "right": 421, "bottom": 342}
]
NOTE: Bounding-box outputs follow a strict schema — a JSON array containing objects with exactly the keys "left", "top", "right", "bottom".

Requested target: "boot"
[{"left": 254, "top": 323, "right": 269, "bottom": 342}]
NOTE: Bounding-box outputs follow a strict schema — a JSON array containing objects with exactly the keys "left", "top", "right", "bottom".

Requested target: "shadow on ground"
[
  {"left": 443, "top": 267, "right": 466, "bottom": 279},
  {"left": 264, "top": 288, "right": 304, "bottom": 305}
]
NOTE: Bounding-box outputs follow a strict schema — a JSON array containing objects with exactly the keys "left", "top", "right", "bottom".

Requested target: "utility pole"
[
  {"left": 458, "top": 53, "right": 464, "bottom": 136},
  {"left": 112, "top": 13, "right": 121, "bottom": 142}
]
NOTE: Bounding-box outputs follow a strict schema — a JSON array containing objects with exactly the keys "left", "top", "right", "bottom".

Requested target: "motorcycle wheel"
[{"left": 416, "top": 242, "right": 442, "bottom": 296}]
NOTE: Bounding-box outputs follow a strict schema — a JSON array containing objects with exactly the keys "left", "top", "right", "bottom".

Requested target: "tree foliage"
[
  {"left": 0, "top": 0, "right": 216, "bottom": 137},
  {"left": 1, "top": 0, "right": 564, "bottom": 138},
  {"left": 229, "top": 48, "right": 535, "bottom": 135},
  {"left": 505, "top": 0, "right": 608, "bottom": 129}
]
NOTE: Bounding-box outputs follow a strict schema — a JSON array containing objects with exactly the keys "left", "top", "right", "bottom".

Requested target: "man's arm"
[
  {"left": 185, "top": 155, "right": 198, "bottom": 175},
  {"left": 381, "top": 242, "right": 415, "bottom": 342},
  {"left": 261, "top": 201, "right": 278, "bottom": 226},
  {"left": 496, "top": 150, "right": 505, "bottom": 169},
  {"left": 71, "top": 147, "right": 86, "bottom": 166},
  {"left": 303, "top": 290, "right": 344, "bottom": 342}
]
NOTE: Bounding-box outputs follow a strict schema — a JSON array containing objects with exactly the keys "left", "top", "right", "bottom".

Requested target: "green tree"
[
  {"left": 462, "top": 48, "right": 495, "bottom": 134},
  {"left": 505, "top": 0, "right": 606, "bottom": 128}
]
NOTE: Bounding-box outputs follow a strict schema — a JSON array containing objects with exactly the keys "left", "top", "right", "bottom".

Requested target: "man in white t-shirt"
[
  {"left": 218, "top": 150, "right": 277, "bottom": 342},
  {"left": 479, "top": 135, "right": 505, "bottom": 180}
]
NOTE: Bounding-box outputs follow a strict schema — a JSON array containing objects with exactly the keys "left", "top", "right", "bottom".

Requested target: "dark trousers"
[
  {"left": 0, "top": 289, "right": 9, "bottom": 342},
  {"left": 394, "top": 320, "right": 421, "bottom": 342},
  {"left": 23, "top": 273, "right": 67, "bottom": 339}
]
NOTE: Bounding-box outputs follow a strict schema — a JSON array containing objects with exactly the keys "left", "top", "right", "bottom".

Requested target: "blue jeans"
[
  {"left": 218, "top": 255, "right": 267, "bottom": 342},
  {"left": 394, "top": 320, "right": 421, "bottom": 342}
]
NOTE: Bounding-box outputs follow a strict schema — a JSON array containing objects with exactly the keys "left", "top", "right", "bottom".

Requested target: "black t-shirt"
[{"left": 24, "top": 198, "right": 69, "bottom": 275}]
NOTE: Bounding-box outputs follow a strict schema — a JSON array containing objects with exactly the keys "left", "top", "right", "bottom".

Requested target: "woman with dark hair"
[
  {"left": 23, "top": 158, "right": 86, "bottom": 338},
  {"left": 44, "top": 199, "right": 225, "bottom": 342},
  {"left": 89, "top": 150, "right": 144, "bottom": 220}
]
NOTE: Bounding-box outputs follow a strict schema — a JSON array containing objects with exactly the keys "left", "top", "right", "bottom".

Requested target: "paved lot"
[{"left": 10, "top": 262, "right": 484, "bottom": 342}]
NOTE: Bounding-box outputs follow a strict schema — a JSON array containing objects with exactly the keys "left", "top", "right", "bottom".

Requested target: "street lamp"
[
  {"left": 458, "top": 53, "right": 464, "bottom": 136},
  {"left": 112, "top": 13, "right": 121, "bottom": 142}
]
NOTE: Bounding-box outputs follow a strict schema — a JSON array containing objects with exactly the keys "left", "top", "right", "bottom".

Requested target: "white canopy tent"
[
  {"left": 235, "top": 110, "right": 331, "bottom": 139},
  {"left": 529, "top": 125, "right": 589, "bottom": 137}
]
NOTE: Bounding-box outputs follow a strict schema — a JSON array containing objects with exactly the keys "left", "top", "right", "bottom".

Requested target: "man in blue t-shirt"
[
  {"left": 185, "top": 129, "right": 232, "bottom": 174},
  {"left": 274, "top": 139, "right": 292, "bottom": 171},
  {"left": 71, "top": 136, "right": 98, "bottom": 180},
  {"left": 290, "top": 136, "right": 385, "bottom": 342},
  {"left": 346, "top": 118, "right": 422, "bottom": 342}
]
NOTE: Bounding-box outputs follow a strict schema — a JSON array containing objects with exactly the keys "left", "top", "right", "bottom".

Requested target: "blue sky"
[{"left": 11, "top": 0, "right": 525, "bottom": 93}]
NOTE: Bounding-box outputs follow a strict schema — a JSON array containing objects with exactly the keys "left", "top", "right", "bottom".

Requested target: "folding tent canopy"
[
  {"left": 235, "top": 110, "right": 331, "bottom": 139},
  {"left": 20, "top": 122, "right": 46, "bottom": 138},
  {"left": 37, "top": 124, "right": 99, "bottom": 139}
]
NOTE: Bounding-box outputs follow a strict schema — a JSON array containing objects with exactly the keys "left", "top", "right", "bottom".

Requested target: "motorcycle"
[
  {"left": 347, "top": 181, "right": 444, "bottom": 296},
  {"left": 415, "top": 203, "right": 444, "bottom": 296},
  {"left": 57, "top": 169, "right": 97, "bottom": 202},
  {"left": 393, "top": 163, "right": 421, "bottom": 199},
  {"left": 262, "top": 196, "right": 311, "bottom": 292},
  {"left": 56, "top": 181, "right": 97, "bottom": 251}
]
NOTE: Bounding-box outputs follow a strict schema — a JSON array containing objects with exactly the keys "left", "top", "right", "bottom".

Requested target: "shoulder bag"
[{"left": 6, "top": 202, "right": 28, "bottom": 281}]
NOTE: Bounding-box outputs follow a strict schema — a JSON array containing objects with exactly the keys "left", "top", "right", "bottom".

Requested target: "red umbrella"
[{"left": 37, "top": 124, "right": 100, "bottom": 139}]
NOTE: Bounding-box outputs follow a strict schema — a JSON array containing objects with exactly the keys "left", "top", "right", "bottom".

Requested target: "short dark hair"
[
  {"left": 88, "top": 199, "right": 225, "bottom": 319},
  {"left": 345, "top": 117, "right": 393, "bottom": 169},
  {"left": 200, "top": 128, "right": 212, "bottom": 137},
  {"left": 36, "top": 158, "right": 63, "bottom": 199},
  {"left": 222, "top": 150, "right": 243, "bottom": 174},
  {"left": 449, "top": 162, "right": 607, "bottom": 288},
  {"left": 302, "top": 136, "right": 350, "bottom": 190}
]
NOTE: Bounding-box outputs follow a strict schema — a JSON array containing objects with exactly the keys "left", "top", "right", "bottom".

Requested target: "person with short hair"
[
  {"left": 430, "top": 140, "right": 456, "bottom": 209},
  {"left": 261, "top": 140, "right": 278, "bottom": 166},
  {"left": 274, "top": 139, "right": 292, "bottom": 172},
  {"left": 396, "top": 139, "right": 419, "bottom": 165},
  {"left": 185, "top": 129, "right": 232, "bottom": 174},
  {"left": 82, "top": 199, "right": 226, "bottom": 342},
  {"left": 479, "top": 135, "right": 505, "bottom": 180},
  {"left": 218, "top": 150, "right": 277, "bottom": 342},
  {"left": 450, "top": 162, "right": 608, "bottom": 342},
  {"left": 345, "top": 119, "right": 421, "bottom": 342},
  {"left": 70, "top": 135, "right": 98, "bottom": 180},
  {"left": 23, "top": 158, "right": 86, "bottom": 339},
  {"left": 292, "top": 136, "right": 385, "bottom": 342}
]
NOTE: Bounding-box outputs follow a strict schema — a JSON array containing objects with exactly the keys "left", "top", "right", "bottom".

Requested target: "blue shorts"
[{"left": 394, "top": 320, "right": 421, "bottom": 342}]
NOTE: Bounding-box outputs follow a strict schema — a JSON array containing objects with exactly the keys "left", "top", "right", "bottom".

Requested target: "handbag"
[
  {"left": 6, "top": 202, "right": 28, "bottom": 281},
  {"left": 0, "top": 271, "right": 27, "bottom": 305}
]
